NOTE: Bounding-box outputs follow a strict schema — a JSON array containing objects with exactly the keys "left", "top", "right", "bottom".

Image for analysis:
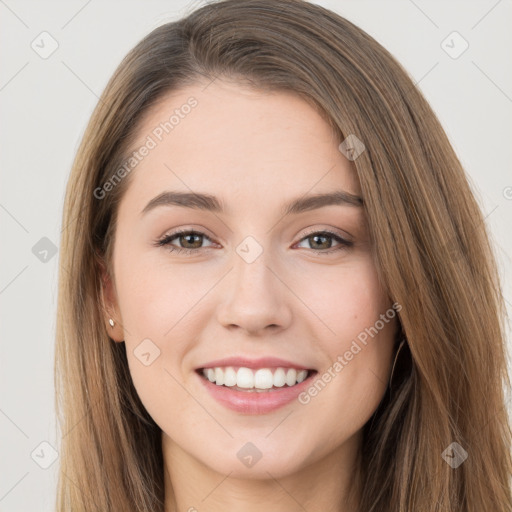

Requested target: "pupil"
[
  {"left": 183, "top": 234, "right": 201, "bottom": 247},
  {"left": 312, "top": 234, "right": 330, "bottom": 249}
]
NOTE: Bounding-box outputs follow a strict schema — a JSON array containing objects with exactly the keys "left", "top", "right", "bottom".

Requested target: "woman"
[{"left": 55, "top": 0, "right": 512, "bottom": 510}]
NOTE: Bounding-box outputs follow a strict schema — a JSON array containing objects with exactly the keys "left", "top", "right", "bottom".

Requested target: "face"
[{"left": 102, "top": 79, "right": 398, "bottom": 479}]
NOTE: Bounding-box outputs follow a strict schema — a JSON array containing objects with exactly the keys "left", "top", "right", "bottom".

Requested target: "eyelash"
[{"left": 154, "top": 228, "right": 353, "bottom": 256}]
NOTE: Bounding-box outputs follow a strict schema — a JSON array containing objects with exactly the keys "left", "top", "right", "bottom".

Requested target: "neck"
[{"left": 162, "top": 430, "right": 363, "bottom": 512}]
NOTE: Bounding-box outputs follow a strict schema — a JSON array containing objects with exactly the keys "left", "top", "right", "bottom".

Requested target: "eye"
[
  {"left": 154, "top": 228, "right": 353, "bottom": 256},
  {"left": 294, "top": 229, "right": 353, "bottom": 255},
  {"left": 155, "top": 229, "right": 216, "bottom": 255}
]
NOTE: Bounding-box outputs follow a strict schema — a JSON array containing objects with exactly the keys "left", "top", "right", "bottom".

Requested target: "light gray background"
[{"left": 1, "top": 1, "right": 511, "bottom": 510}]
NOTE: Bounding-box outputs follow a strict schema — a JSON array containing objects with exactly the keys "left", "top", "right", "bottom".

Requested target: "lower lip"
[{"left": 196, "top": 370, "right": 317, "bottom": 415}]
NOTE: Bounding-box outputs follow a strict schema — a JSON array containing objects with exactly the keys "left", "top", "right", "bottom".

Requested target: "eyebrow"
[{"left": 140, "top": 190, "right": 363, "bottom": 217}]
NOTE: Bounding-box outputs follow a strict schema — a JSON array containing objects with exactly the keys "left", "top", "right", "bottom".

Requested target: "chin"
[{"left": 199, "top": 441, "right": 311, "bottom": 479}]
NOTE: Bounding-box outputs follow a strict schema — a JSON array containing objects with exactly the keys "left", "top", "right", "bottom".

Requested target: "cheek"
[
  {"left": 293, "top": 257, "right": 397, "bottom": 416},
  {"left": 114, "top": 249, "right": 195, "bottom": 341},
  {"left": 112, "top": 252, "right": 191, "bottom": 418},
  {"left": 293, "top": 255, "right": 392, "bottom": 343}
]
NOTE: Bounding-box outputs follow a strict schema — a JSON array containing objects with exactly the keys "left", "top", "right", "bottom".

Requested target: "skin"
[{"left": 102, "top": 79, "right": 399, "bottom": 512}]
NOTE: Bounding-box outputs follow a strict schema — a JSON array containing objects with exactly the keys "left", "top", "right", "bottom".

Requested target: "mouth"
[
  {"left": 195, "top": 366, "right": 318, "bottom": 393},
  {"left": 194, "top": 357, "right": 319, "bottom": 413}
]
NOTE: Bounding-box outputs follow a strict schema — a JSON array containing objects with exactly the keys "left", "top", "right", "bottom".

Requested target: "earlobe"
[
  {"left": 98, "top": 258, "right": 125, "bottom": 342},
  {"left": 106, "top": 315, "right": 124, "bottom": 342}
]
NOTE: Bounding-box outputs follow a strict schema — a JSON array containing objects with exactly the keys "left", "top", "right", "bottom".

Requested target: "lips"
[{"left": 194, "top": 356, "right": 317, "bottom": 414}]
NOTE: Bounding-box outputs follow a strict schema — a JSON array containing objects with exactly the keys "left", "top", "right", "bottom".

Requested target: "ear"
[{"left": 98, "top": 257, "right": 125, "bottom": 343}]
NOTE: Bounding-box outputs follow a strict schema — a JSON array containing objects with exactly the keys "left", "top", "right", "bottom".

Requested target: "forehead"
[{"left": 119, "top": 80, "right": 361, "bottom": 217}]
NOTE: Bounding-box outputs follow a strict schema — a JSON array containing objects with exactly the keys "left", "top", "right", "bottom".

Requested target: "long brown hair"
[{"left": 55, "top": 0, "right": 512, "bottom": 510}]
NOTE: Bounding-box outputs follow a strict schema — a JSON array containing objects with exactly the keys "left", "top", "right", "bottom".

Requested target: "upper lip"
[{"left": 197, "top": 356, "right": 314, "bottom": 371}]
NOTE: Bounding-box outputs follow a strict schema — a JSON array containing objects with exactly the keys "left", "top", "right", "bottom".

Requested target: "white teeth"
[
  {"left": 223, "top": 367, "right": 237, "bottom": 387},
  {"left": 254, "top": 369, "right": 273, "bottom": 389},
  {"left": 237, "top": 367, "right": 254, "bottom": 388},
  {"left": 296, "top": 369, "right": 308, "bottom": 383},
  {"left": 201, "top": 366, "right": 310, "bottom": 389},
  {"left": 273, "top": 368, "right": 286, "bottom": 387},
  {"left": 214, "top": 367, "right": 224, "bottom": 386},
  {"left": 285, "top": 369, "right": 297, "bottom": 386}
]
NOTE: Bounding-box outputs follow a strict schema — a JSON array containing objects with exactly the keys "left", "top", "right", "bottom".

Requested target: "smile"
[
  {"left": 196, "top": 366, "right": 318, "bottom": 414},
  {"left": 199, "top": 366, "right": 310, "bottom": 391}
]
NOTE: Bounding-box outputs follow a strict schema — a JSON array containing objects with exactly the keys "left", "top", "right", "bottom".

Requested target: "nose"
[{"left": 215, "top": 247, "right": 293, "bottom": 336}]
